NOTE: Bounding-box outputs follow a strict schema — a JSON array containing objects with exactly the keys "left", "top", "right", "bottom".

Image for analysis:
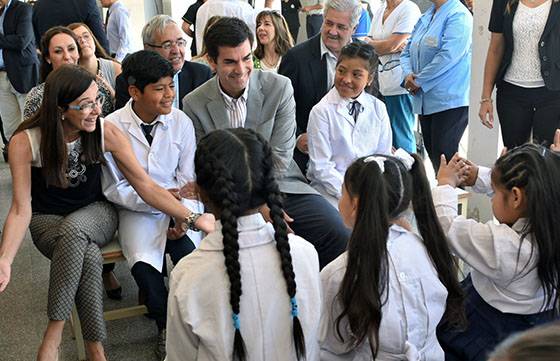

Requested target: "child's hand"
[
  {"left": 551, "top": 129, "right": 560, "bottom": 153},
  {"left": 167, "top": 224, "right": 186, "bottom": 240},
  {"left": 459, "top": 159, "right": 479, "bottom": 187},
  {"left": 437, "top": 153, "right": 467, "bottom": 188}
]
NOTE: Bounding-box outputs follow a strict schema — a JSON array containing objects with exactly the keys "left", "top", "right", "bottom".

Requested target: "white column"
[{"left": 466, "top": 1, "right": 501, "bottom": 222}]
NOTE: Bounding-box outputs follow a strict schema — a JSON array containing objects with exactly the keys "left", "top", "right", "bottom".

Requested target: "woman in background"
[{"left": 253, "top": 10, "right": 294, "bottom": 72}]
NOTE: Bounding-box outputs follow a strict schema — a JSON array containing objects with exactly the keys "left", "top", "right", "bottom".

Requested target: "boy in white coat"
[{"left": 101, "top": 50, "right": 204, "bottom": 360}]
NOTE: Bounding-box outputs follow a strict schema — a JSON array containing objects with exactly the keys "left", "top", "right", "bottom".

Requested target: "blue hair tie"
[
  {"left": 290, "top": 297, "right": 299, "bottom": 318},
  {"left": 232, "top": 313, "right": 240, "bottom": 330}
]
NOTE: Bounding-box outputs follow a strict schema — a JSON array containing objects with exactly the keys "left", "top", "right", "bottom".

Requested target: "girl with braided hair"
[
  {"left": 166, "top": 128, "right": 321, "bottom": 361},
  {"left": 435, "top": 144, "right": 560, "bottom": 361},
  {"left": 320, "top": 150, "right": 464, "bottom": 360}
]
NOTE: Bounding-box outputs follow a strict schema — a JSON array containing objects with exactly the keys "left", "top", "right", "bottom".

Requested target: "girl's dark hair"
[
  {"left": 195, "top": 128, "right": 306, "bottom": 360},
  {"left": 337, "top": 153, "right": 464, "bottom": 357},
  {"left": 67, "top": 22, "right": 112, "bottom": 60},
  {"left": 204, "top": 17, "right": 254, "bottom": 62},
  {"left": 39, "top": 26, "right": 81, "bottom": 82},
  {"left": 336, "top": 41, "right": 377, "bottom": 75},
  {"left": 489, "top": 322, "right": 560, "bottom": 361},
  {"left": 121, "top": 50, "right": 175, "bottom": 92},
  {"left": 493, "top": 144, "right": 560, "bottom": 314},
  {"left": 253, "top": 10, "right": 294, "bottom": 60},
  {"left": 16, "top": 64, "right": 104, "bottom": 187}
]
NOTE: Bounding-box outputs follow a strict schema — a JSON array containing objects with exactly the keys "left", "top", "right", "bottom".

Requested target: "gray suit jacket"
[{"left": 183, "top": 70, "right": 317, "bottom": 195}]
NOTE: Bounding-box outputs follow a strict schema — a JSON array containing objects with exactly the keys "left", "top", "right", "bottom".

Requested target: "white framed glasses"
[{"left": 67, "top": 94, "right": 105, "bottom": 112}]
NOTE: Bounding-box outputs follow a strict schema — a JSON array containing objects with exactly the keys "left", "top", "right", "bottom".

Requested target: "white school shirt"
[
  {"left": 370, "top": 0, "right": 421, "bottom": 96},
  {"left": 101, "top": 100, "right": 204, "bottom": 272},
  {"left": 106, "top": 1, "right": 131, "bottom": 62},
  {"left": 320, "top": 225, "right": 448, "bottom": 361},
  {"left": 195, "top": 0, "right": 256, "bottom": 55},
  {"left": 307, "top": 88, "right": 392, "bottom": 203},
  {"left": 432, "top": 166, "right": 549, "bottom": 314},
  {"left": 165, "top": 213, "right": 322, "bottom": 361}
]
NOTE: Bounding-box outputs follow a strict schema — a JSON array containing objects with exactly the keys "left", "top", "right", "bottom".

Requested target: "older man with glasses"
[{"left": 114, "top": 15, "right": 212, "bottom": 110}]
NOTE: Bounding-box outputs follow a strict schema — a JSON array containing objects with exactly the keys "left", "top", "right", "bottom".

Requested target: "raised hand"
[{"left": 437, "top": 153, "right": 468, "bottom": 188}]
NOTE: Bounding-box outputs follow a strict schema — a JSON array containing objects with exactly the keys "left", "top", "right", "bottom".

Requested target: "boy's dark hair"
[
  {"left": 195, "top": 128, "right": 306, "bottom": 361},
  {"left": 489, "top": 322, "right": 560, "bottom": 361},
  {"left": 204, "top": 17, "right": 254, "bottom": 62},
  {"left": 121, "top": 50, "right": 175, "bottom": 93}
]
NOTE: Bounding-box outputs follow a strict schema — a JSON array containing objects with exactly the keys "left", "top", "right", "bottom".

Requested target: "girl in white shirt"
[
  {"left": 166, "top": 128, "right": 321, "bottom": 361},
  {"left": 320, "top": 151, "right": 464, "bottom": 360},
  {"left": 307, "top": 42, "right": 392, "bottom": 207},
  {"left": 435, "top": 144, "right": 560, "bottom": 361}
]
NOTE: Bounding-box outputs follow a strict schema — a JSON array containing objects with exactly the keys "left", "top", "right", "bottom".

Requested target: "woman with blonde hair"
[{"left": 253, "top": 10, "right": 294, "bottom": 72}]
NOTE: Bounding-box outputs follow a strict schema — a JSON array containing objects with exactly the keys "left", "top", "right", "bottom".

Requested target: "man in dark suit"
[
  {"left": 32, "top": 0, "right": 110, "bottom": 52},
  {"left": 278, "top": 0, "right": 361, "bottom": 173},
  {"left": 0, "top": 0, "right": 39, "bottom": 153},
  {"left": 114, "top": 15, "right": 212, "bottom": 111},
  {"left": 184, "top": 17, "right": 350, "bottom": 269}
]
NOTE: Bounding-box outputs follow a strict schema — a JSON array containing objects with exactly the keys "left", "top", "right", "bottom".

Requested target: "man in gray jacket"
[{"left": 183, "top": 17, "right": 349, "bottom": 268}]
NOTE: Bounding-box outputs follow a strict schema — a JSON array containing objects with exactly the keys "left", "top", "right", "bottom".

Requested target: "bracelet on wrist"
[
  {"left": 184, "top": 212, "right": 202, "bottom": 232},
  {"left": 480, "top": 98, "right": 493, "bottom": 104}
]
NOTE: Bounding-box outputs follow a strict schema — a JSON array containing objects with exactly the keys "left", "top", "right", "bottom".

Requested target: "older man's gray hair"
[
  {"left": 142, "top": 15, "right": 178, "bottom": 46},
  {"left": 324, "top": 0, "right": 362, "bottom": 28}
]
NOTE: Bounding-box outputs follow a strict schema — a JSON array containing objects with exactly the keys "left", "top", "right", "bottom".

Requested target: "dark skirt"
[{"left": 437, "top": 275, "right": 557, "bottom": 361}]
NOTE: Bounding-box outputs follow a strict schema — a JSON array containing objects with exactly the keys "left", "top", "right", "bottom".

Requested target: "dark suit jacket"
[
  {"left": 114, "top": 60, "right": 212, "bottom": 111},
  {"left": 32, "top": 0, "right": 109, "bottom": 52},
  {"left": 0, "top": 0, "right": 39, "bottom": 93},
  {"left": 278, "top": 34, "right": 328, "bottom": 136}
]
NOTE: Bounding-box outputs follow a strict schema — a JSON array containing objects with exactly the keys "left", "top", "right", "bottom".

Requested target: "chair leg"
[{"left": 70, "top": 306, "right": 87, "bottom": 361}]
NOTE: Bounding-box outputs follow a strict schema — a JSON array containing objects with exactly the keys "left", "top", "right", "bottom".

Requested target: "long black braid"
[
  {"left": 260, "top": 138, "right": 307, "bottom": 359},
  {"left": 195, "top": 128, "right": 307, "bottom": 360}
]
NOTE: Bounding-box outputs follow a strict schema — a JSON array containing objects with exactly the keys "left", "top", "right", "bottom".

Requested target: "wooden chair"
[{"left": 70, "top": 236, "right": 147, "bottom": 361}]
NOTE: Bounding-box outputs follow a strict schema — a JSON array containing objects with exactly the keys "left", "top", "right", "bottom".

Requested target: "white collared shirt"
[
  {"left": 307, "top": 87, "right": 392, "bottom": 200},
  {"left": 320, "top": 225, "right": 448, "bottom": 360},
  {"left": 106, "top": 0, "right": 131, "bottom": 62},
  {"left": 320, "top": 37, "right": 338, "bottom": 91},
  {"left": 218, "top": 77, "right": 249, "bottom": 128},
  {"left": 166, "top": 213, "right": 322, "bottom": 361},
  {"left": 101, "top": 100, "right": 202, "bottom": 271},
  {"left": 432, "top": 167, "right": 548, "bottom": 314},
  {"left": 173, "top": 70, "right": 181, "bottom": 109},
  {"left": 195, "top": 0, "right": 256, "bottom": 54}
]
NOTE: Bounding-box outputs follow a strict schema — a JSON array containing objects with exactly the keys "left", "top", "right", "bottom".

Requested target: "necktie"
[
  {"left": 141, "top": 123, "right": 156, "bottom": 145},
  {"left": 105, "top": 10, "right": 111, "bottom": 30},
  {"left": 348, "top": 100, "right": 362, "bottom": 123}
]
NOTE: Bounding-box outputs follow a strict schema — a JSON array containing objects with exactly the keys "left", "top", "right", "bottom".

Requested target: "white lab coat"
[
  {"left": 307, "top": 88, "right": 392, "bottom": 205},
  {"left": 166, "top": 213, "right": 322, "bottom": 361},
  {"left": 320, "top": 225, "right": 447, "bottom": 361},
  {"left": 101, "top": 100, "right": 203, "bottom": 272}
]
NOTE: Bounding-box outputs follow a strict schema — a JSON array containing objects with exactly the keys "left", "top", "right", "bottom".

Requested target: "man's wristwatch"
[{"left": 184, "top": 212, "right": 202, "bottom": 231}]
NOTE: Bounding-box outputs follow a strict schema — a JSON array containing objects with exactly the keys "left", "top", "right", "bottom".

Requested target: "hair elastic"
[
  {"left": 290, "top": 297, "right": 299, "bottom": 318},
  {"left": 363, "top": 155, "right": 386, "bottom": 173},
  {"left": 393, "top": 148, "right": 415, "bottom": 170},
  {"left": 232, "top": 313, "right": 241, "bottom": 330}
]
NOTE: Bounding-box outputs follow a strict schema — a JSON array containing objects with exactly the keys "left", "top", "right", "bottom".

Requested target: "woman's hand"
[
  {"left": 437, "top": 153, "right": 468, "bottom": 188},
  {"left": 551, "top": 129, "right": 560, "bottom": 153},
  {"left": 478, "top": 100, "right": 494, "bottom": 129},
  {"left": 404, "top": 73, "right": 420, "bottom": 95},
  {"left": 96, "top": 74, "right": 115, "bottom": 98},
  {"left": 0, "top": 258, "right": 11, "bottom": 293}
]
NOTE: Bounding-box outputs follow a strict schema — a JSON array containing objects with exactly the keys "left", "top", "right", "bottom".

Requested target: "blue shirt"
[
  {"left": 106, "top": 1, "right": 131, "bottom": 62},
  {"left": 0, "top": 0, "right": 13, "bottom": 69},
  {"left": 353, "top": 8, "right": 371, "bottom": 38},
  {"left": 400, "top": 0, "right": 472, "bottom": 115}
]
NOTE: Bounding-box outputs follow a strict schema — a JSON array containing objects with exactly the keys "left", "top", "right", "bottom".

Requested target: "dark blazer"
[
  {"left": 114, "top": 60, "right": 212, "bottom": 111},
  {"left": 0, "top": 0, "right": 39, "bottom": 93},
  {"left": 491, "top": 0, "right": 560, "bottom": 90},
  {"left": 278, "top": 34, "right": 328, "bottom": 136},
  {"left": 32, "top": 0, "right": 110, "bottom": 52}
]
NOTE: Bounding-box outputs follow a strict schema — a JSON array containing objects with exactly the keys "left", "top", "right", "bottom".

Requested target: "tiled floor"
[{"left": 0, "top": 161, "right": 161, "bottom": 361}]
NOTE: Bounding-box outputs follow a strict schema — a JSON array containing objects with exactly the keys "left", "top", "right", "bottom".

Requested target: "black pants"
[
  {"left": 437, "top": 276, "right": 556, "bottom": 361},
  {"left": 306, "top": 14, "right": 323, "bottom": 39},
  {"left": 284, "top": 193, "right": 350, "bottom": 269},
  {"left": 496, "top": 81, "right": 560, "bottom": 149},
  {"left": 419, "top": 106, "right": 468, "bottom": 172},
  {"left": 284, "top": 12, "right": 300, "bottom": 42},
  {"left": 131, "top": 234, "right": 195, "bottom": 330}
]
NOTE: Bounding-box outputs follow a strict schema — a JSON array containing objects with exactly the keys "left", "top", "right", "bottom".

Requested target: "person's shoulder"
[
  {"left": 287, "top": 34, "right": 320, "bottom": 58},
  {"left": 320, "top": 252, "right": 348, "bottom": 283},
  {"left": 9, "top": 0, "right": 32, "bottom": 12},
  {"left": 183, "top": 60, "right": 211, "bottom": 74}
]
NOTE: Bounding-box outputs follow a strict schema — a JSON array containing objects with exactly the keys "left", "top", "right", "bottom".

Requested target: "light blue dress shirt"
[
  {"left": 0, "top": 0, "right": 13, "bottom": 69},
  {"left": 400, "top": 0, "right": 472, "bottom": 115},
  {"left": 106, "top": 1, "right": 131, "bottom": 62}
]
